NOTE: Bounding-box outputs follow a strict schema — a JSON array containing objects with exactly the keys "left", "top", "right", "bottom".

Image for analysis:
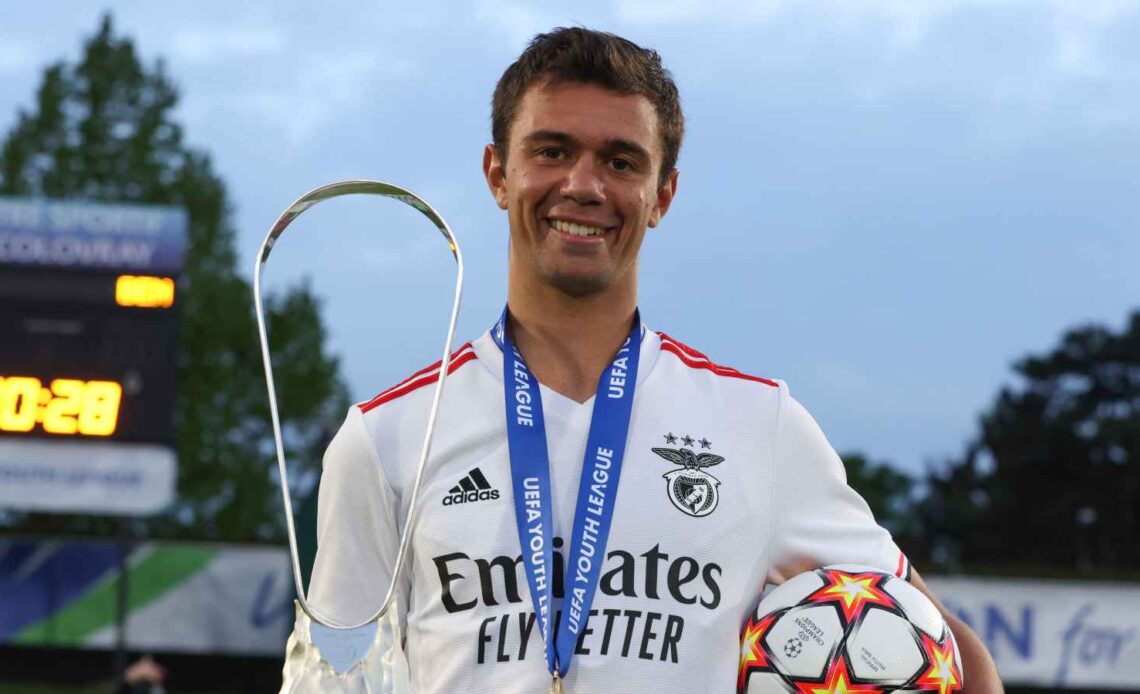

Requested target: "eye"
[
  {"left": 611, "top": 157, "right": 634, "bottom": 172},
  {"left": 539, "top": 147, "right": 565, "bottom": 160}
]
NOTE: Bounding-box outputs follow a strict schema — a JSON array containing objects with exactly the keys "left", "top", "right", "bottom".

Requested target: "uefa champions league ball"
[{"left": 738, "top": 565, "right": 964, "bottom": 693}]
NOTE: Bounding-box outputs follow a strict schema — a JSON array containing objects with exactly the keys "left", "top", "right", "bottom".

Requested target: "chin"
[{"left": 543, "top": 269, "right": 611, "bottom": 299}]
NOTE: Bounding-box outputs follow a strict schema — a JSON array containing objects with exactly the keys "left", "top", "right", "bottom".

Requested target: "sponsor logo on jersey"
[
  {"left": 431, "top": 541, "right": 723, "bottom": 666},
  {"left": 442, "top": 467, "right": 501, "bottom": 506},
  {"left": 653, "top": 435, "right": 723, "bottom": 518}
]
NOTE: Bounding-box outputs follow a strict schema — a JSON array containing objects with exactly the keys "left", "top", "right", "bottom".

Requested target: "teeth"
[{"left": 551, "top": 219, "right": 605, "bottom": 237}]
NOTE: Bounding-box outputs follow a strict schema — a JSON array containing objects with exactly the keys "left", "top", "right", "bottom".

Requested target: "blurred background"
[{"left": 0, "top": 1, "right": 1137, "bottom": 692}]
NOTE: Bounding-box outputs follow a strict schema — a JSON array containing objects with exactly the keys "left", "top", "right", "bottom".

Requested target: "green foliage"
[
  {"left": 839, "top": 451, "right": 918, "bottom": 539},
  {"left": 0, "top": 15, "right": 348, "bottom": 541},
  {"left": 921, "top": 311, "right": 1140, "bottom": 574}
]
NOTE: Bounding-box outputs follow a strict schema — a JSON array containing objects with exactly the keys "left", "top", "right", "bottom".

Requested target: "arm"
[
  {"left": 768, "top": 388, "right": 1002, "bottom": 691},
  {"left": 307, "top": 406, "right": 406, "bottom": 628},
  {"left": 766, "top": 390, "right": 911, "bottom": 583},
  {"left": 910, "top": 568, "right": 1004, "bottom": 694}
]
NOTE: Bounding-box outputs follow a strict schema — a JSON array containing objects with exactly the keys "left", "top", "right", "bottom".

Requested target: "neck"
[{"left": 506, "top": 276, "right": 637, "bottom": 403}]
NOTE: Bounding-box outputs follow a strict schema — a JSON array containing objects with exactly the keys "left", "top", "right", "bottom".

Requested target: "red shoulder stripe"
[
  {"left": 358, "top": 343, "right": 476, "bottom": 412},
  {"left": 660, "top": 333, "right": 710, "bottom": 360},
  {"left": 895, "top": 553, "right": 910, "bottom": 579},
  {"left": 371, "top": 342, "right": 473, "bottom": 401},
  {"left": 657, "top": 333, "right": 778, "bottom": 387}
]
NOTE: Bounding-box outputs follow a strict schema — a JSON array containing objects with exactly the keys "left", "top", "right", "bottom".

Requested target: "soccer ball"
[{"left": 738, "top": 565, "right": 964, "bottom": 693}]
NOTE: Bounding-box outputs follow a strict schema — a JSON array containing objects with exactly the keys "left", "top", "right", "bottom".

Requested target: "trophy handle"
[{"left": 253, "top": 179, "right": 464, "bottom": 630}]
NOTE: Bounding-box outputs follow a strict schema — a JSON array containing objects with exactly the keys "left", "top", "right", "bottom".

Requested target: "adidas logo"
[{"left": 442, "top": 467, "right": 501, "bottom": 506}]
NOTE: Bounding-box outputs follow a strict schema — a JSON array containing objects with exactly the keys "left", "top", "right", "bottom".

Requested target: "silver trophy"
[{"left": 254, "top": 181, "right": 463, "bottom": 692}]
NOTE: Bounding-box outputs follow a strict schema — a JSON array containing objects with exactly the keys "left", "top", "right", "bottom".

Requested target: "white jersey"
[{"left": 308, "top": 326, "right": 909, "bottom": 693}]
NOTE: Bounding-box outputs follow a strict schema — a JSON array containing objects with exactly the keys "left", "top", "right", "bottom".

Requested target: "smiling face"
[{"left": 484, "top": 81, "right": 678, "bottom": 300}]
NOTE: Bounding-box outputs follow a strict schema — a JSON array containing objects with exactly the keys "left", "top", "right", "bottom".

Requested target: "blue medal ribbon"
[{"left": 494, "top": 307, "right": 642, "bottom": 679}]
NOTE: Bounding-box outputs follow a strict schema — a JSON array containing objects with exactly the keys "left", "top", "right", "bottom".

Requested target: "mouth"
[{"left": 548, "top": 218, "right": 611, "bottom": 239}]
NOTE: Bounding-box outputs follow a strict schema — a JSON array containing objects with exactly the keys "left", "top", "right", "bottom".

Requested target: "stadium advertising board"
[
  {"left": 2, "top": 538, "right": 1137, "bottom": 690},
  {"left": 0, "top": 196, "right": 186, "bottom": 515},
  {"left": 0, "top": 197, "right": 187, "bottom": 274},
  {"left": 929, "top": 576, "right": 1140, "bottom": 690},
  {"left": 0, "top": 540, "right": 292, "bottom": 656}
]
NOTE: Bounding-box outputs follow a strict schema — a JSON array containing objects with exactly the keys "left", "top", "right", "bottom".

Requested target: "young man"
[{"left": 308, "top": 28, "right": 1003, "bottom": 692}]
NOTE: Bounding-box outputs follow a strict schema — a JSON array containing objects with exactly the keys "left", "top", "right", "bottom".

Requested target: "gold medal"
[{"left": 550, "top": 672, "right": 564, "bottom": 694}]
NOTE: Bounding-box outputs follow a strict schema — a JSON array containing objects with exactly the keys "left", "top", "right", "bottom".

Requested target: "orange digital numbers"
[
  {"left": 0, "top": 375, "right": 122, "bottom": 437},
  {"left": 116, "top": 275, "right": 175, "bottom": 308},
  {"left": 79, "top": 380, "right": 122, "bottom": 436},
  {"left": 0, "top": 376, "right": 39, "bottom": 432},
  {"left": 43, "top": 379, "right": 83, "bottom": 434}
]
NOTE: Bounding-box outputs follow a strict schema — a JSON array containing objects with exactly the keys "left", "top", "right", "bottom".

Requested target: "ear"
[
  {"left": 647, "top": 168, "right": 679, "bottom": 228},
  {"left": 483, "top": 144, "right": 509, "bottom": 210}
]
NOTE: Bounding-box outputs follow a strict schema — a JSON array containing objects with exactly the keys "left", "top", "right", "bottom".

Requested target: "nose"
[{"left": 560, "top": 155, "right": 605, "bottom": 205}]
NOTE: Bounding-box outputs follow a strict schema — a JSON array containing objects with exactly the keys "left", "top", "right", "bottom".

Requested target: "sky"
[{"left": 1, "top": 1, "right": 1138, "bottom": 478}]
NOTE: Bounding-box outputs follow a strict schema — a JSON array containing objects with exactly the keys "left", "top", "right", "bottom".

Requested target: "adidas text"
[{"left": 443, "top": 489, "right": 501, "bottom": 506}]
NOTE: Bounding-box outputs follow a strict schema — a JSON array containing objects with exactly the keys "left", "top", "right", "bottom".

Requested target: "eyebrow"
[{"left": 521, "top": 130, "right": 652, "bottom": 163}]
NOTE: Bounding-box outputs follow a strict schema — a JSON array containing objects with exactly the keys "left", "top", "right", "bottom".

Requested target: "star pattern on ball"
[
  {"left": 738, "top": 612, "right": 777, "bottom": 691},
  {"left": 664, "top": 432, "right": 678, "bottom": 444},
  {"left": 806, "top": 569, "right": 895, "bottom": 624},
  {"left": 794, "top": 656, "right": 884, "bottom": 694},
  {"left": 915, "top": 632, "right": 963, "bottom": 694},
  {"left": 681, "top": 434, "right": 695, "bottom": 447}
]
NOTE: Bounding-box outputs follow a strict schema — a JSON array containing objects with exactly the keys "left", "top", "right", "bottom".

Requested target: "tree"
[
  {"left": 0, "top": 15, "right": 348, "bottom": 542},
  {"left": 840, "top": 452, "right": 918, "bottom": 540},
  {"left": 920, "top": 311, "right": 1140, "bottom": 574}
]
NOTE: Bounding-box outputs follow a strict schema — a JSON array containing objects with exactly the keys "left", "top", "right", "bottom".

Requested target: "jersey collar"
[{"left": 472, "top": 318, "right": 661, "bottom": 396}]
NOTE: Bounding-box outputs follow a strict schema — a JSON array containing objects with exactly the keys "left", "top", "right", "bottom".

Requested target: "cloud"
[
  {"left": 169, "top": 24, "right": 287, "bottom": 63},
  {"left": 617, "top": 0, "right": 1138, "bottom": 142},
  {"left": 614, "top": 0, "right": 709, "bottom": 25},
  {"left": 615, "top": 0, "right": 784, "bottom": 26},
  {"left": 0, "top": 38, "right": 35, "bottom": 73},
  {"left": 615, "top": 0, "right": 1140, "bottom": 66},
  {"left": 475, "top": 0, "right": 560, "bottom": 47},
  {"left": 1051, "top": 0, "right": 1140, "bottom": 80},
  {"left": 612, "top": 0, "right": 958, "bottom": 58},
  {"left": 219, "top": 49, "right": 412, "bottom": 145}
]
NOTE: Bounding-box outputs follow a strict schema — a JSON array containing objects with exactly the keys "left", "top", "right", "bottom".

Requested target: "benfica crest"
[{"left": 653, "top": 442, "right": 723, "bottom": 518}]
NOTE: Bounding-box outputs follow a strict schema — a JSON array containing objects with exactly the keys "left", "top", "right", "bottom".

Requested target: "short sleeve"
[
  {"left": 307, "top": 406, "right": 408, "bottom": 628},
  {"left": 766, "top": 389, "right": 909, "bottom": 586}
]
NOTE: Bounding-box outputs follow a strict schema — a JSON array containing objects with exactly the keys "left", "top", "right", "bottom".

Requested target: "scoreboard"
[
  {"left": 0, "top": 197, "right": 187, "bottom": 515},
  {"left": 0, "top": 269, "right": 180, "bottom": 442}
]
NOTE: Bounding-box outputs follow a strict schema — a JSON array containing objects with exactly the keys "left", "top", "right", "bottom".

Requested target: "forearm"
[
  {"left": 945, "top": 611, "right": 1004, "bottom": 693},
  {"left": 909, "top": 568, "right": 1003, "bottom": 693}
]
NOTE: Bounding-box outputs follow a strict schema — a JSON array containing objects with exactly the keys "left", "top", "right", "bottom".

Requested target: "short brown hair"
[{"left": 491, "top": 27, "right": 684, "bottom": 185}]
